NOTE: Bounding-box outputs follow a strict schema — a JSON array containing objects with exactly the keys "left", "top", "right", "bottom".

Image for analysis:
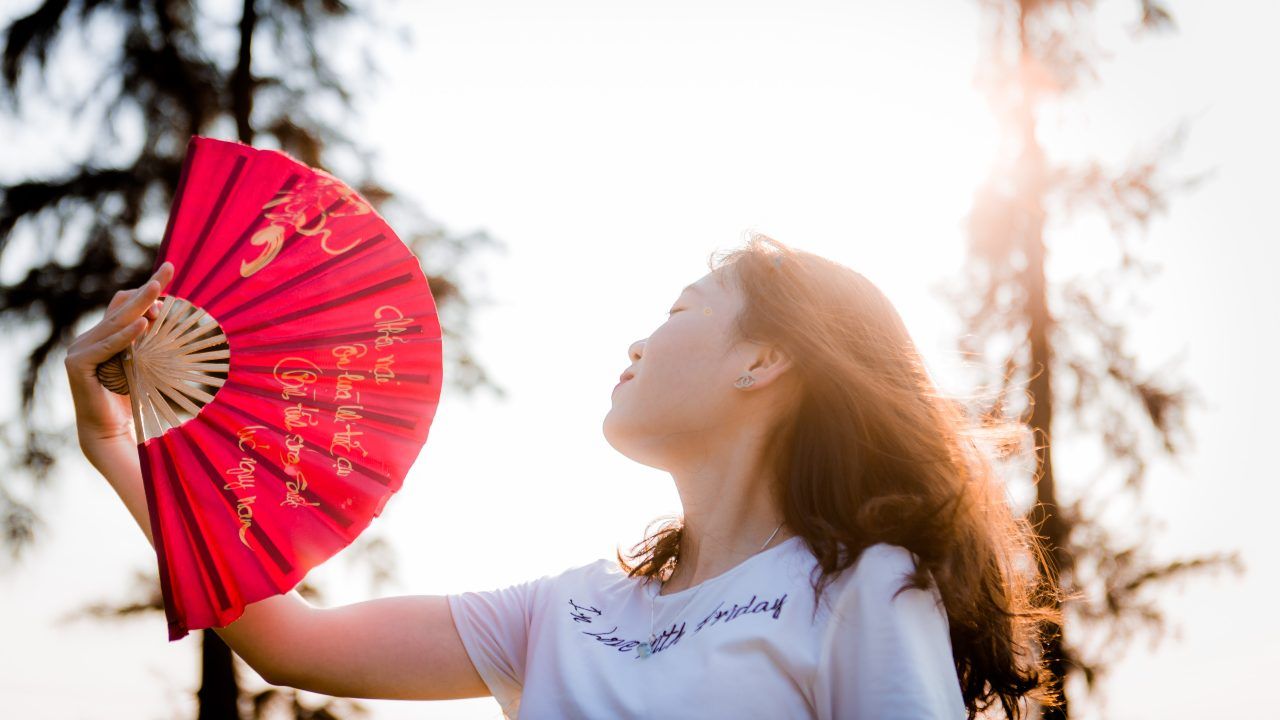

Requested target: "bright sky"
[{"left": 2, "top": 0, "right": 1276, "bottom": 718}]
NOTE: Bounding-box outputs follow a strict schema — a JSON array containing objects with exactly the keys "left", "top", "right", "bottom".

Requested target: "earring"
[{"left": 735, "top": 374, "right": 755, "bottom": 389}]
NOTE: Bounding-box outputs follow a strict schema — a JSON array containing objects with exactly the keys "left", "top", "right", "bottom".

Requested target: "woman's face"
[{"left": 602, "top": 268, "right": 760, "bottom": 470}]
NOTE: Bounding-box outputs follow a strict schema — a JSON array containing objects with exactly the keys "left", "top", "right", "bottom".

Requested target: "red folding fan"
[{"left": 93, "top": 136, "right": 443, "bottom": 641}]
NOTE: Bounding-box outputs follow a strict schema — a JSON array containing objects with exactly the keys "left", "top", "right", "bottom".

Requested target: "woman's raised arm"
[{"left": 62, "top": 262, "right": 490, "bottom": 702}]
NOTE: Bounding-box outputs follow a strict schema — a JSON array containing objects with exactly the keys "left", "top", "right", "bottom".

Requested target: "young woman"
[{"left": 65, "top": 232, "right": 1062, "bottom": 719}]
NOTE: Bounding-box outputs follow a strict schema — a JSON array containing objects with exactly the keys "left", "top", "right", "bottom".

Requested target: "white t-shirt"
[{"left": 447, "top": 536, "right": 968, "bottom": 719}]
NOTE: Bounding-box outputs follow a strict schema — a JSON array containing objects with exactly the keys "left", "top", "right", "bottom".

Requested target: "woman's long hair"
[{"left": 616, "top": 231, "right": 1065, "bottom": 719}]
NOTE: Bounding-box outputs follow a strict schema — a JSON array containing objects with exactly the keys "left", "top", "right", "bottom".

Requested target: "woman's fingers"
[
  {"left": 84, "top": 262, "right": 175, "bottom": 348},
  {"left": 108, "top": 289, "right": 160, "bottom": 320},
  {"left": 68, "top": 316, "right": 148, "bottom": 373},
  {"left": 153, "top": 260, "right": 175, "bottom": 285},
  {"left": 82, "top": 281, "right": 159, "bottom": 349},
  {"left": 99, "top": 316, "right": 150, "bottom": 361},
  {"left": 64, "top": 315, "right": 148, "bottom": 444},
  {"left": 108, "top": 289, "right": 130, "bottom": 312},
  {"left": 137, "top": 261, "right": 174, "bottom": 321},
  {"left": 64, "top": 261, "right": 176, "bottom": 445}
]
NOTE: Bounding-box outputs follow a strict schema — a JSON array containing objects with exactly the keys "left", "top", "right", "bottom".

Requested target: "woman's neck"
[
  {"left": 664, "top": 451, "right": 789, "bottom": 594},
  {"left": 660, "top": 521, "right": 791, "bottom": 595}
]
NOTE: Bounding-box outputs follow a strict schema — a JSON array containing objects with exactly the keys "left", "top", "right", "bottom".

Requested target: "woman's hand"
[{"left": 63, "top": 261, "right": 175, "bottom": 448}]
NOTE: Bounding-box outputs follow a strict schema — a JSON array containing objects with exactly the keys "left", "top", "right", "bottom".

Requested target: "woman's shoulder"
[
  {"left": 827, "top": 542, "right": 941, "bottom": 615},
  {"left": 852, "top": 541, "right": 921, "bottom": 575}
]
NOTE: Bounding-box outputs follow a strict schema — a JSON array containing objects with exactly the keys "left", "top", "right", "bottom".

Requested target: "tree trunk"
[
  {"left": 1016, "top": 9, "right": 1073, "bottom": 719},
  {"left": 196, "top": 628, "right": 243, "bottom": 720},
  {"left": 232, "top": 0, "right": 258, "bottom": 143}
]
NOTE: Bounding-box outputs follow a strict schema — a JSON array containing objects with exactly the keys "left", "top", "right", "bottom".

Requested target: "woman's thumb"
[{"left": 78, "top": 317, "right": 148, "bottom": 370}]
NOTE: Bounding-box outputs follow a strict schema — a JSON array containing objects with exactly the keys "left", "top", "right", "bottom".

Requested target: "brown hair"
[{"left": 615, "top": 231, "right": 1065, "bottom": 719}]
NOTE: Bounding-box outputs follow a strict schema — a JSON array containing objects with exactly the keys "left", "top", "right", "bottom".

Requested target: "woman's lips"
[{"left": 614, "top": 369, "right": 635, "bottom": 391}]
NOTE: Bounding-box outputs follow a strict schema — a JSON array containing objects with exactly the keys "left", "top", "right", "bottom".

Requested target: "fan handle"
[
  {"left": 94, "top": 343, "right": 147, "bottom": 447},
  {"left": 92, "top": 294, "right": 230, "bottom": 443}
]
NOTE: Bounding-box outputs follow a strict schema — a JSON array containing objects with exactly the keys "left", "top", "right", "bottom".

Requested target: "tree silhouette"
[
  {"left": 1, "top": 1, "right": 505, "bottom": 717},
  {"left": 943, "top": 1, "right": 1245, "bottom": 717}
]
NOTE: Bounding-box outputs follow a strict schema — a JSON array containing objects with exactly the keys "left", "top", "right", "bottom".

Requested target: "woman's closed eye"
[{"left": 667, "top": 308, "right": 684, "bottom": 316}]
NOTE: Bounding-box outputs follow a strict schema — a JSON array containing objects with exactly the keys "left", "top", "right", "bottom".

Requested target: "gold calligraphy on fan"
[
  {"left": 273, "top": 357, "right": 321, "bottom": 401},
  {"left": 283, "top": 402, "right": 321, "bottom": 431},
  {"left": 222, "top": 425, "right": 271, "bottom": 548},
  {"left": 281, "top": 466, "right": 320, "bottom": 510},
  {"left": 374, "top": 305, "right": 412, "bottom": 352},
  {"left": 217, "top": 304, "right": 419, "bottom": 551},
  {"left": 242, "top": 175, "right": 374, "bottom": 278}
]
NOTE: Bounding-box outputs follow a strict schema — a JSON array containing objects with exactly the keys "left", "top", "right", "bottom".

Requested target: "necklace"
[{"left": 635, "top": 521, "right": 785, "bottom": 659}]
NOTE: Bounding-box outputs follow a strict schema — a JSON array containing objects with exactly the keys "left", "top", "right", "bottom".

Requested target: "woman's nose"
[{"left": 628, "top": 339, "right": 644, "bottom": 363}]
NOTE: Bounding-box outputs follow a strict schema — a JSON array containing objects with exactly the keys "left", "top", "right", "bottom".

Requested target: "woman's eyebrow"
[{"left": 681, "top": 283, "right": 702, "bottom": 296}]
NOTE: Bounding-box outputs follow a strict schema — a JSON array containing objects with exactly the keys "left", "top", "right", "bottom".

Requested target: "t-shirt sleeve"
[
  {"left": 447, "top": 573, "right": 547, "bottom": 719},
  {"left": 812, "top": 544, "right": 967, "bottom": 720}
]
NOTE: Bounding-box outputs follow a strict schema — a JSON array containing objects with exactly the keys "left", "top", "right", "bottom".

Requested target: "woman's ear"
[{"left": 746, "top": 345, "right": 793, "bottom": 387}]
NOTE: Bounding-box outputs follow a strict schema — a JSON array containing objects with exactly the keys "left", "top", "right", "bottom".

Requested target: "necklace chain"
[{"left": 636, "top": 522, "right": 785, "bottom": 660}]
